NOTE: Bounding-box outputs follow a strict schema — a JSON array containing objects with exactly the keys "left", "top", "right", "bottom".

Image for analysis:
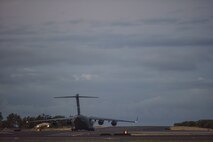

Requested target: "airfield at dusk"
[{"left": 0, "top": 0, "right": 213, "bottom": 126}]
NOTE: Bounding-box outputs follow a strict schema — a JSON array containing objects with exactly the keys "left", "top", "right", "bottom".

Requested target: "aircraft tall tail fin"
[{"left": 54, "top": 94, "right": 98, "bottom": 115}]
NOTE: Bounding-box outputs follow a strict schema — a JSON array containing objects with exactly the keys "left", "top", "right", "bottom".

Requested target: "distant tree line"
[
  {"left": 0, "top": 112, "right": 3, "bottom": 130},
  {"left": 0, "top": 112, "right": 67, "bottom": 129},
  {"left": 174, "top": 120, "right": 213, "bottom": 129}
]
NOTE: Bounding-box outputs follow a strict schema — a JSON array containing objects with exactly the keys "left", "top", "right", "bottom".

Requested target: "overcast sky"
[{"left": 0, "top": 0, "right": 213, "bottom": 126}]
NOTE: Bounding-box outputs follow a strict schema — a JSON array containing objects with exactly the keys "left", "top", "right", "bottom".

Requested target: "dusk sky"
[{"left": 0, "top": 0, "right": 213, "bottom": 126}]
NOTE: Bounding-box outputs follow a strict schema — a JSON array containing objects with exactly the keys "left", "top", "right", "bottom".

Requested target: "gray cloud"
[
  {"left": 0, "top": 0, "right": 213, "bottom": 125},
  {"left": 142, "top": 18, "right": 178, "bottom": 25}
]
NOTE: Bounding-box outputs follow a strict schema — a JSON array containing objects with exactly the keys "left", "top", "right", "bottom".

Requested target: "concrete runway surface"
[{"left": 1, "top": 126, "right": 213, "bottom": 142}]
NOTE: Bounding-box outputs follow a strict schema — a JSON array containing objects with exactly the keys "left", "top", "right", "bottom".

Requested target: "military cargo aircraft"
[{"left": 33, "top": 94, "right": 137, "bottom": 131}]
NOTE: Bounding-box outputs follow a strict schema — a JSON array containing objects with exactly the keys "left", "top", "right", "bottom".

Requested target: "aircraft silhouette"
[{"left": 35, "top": 94, "right": 136, "bottom": 131}]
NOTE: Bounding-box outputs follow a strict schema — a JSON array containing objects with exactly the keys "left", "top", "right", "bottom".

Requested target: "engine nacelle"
[
  {"left": 52, "top": 121, "right": 58, "bottom": 126},
  {"left": 98, "top": 120, "right": 104, "bottom": 125},
  {"left": 111, "top": 120, "right": 117, "bottom": 126}
]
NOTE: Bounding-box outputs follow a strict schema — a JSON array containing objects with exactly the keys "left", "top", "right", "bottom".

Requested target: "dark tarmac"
[{"left": 1, "top": 126, "right": 213, "bottom": 142}]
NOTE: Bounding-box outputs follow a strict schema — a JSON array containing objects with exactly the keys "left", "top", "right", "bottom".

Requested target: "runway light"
[{"left": 123, "top": 130, "right": 128, "bottom": 135}]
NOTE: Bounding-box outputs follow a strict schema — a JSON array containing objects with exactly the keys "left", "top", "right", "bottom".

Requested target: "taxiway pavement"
[{"left": 1, "top": 126, "right": 213, "bottom": 142}]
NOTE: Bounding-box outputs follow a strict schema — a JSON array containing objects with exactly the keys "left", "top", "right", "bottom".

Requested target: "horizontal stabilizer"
[
  {"left": 54, "top": 94, "right": 98, "bottom": 115},
  {"left": 54, "top": 95, "right": 98, "bottom": 98}
]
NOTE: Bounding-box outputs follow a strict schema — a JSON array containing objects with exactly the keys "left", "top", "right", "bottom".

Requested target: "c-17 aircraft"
[{"left": 34, "top": 94, "right": 137, "bottom": 131}]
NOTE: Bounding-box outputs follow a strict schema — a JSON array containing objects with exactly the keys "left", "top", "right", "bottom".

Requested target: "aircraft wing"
[
  {"left": 28, "top": 116, "right": 73, "bottom": 123},
  {"left": 89, "top": 116, "right": 137, "bottom": 123}
]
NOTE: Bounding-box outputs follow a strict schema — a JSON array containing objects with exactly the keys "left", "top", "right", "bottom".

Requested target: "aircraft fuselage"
[{"left": 71, "top": 115, "right": 95, "bottom": 131}]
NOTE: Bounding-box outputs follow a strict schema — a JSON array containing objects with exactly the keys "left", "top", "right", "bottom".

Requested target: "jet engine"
[
  {"left": 111, "top": 120, "right": 117, "bottom": 126},
  {"left": 52, "top": 121, "right": 58, "bottom": 127},
  {"left": 98, "top": 120, "right": 104, "bottom": 125}
]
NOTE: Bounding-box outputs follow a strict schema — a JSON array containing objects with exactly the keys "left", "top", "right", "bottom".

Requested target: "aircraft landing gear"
[{"left": 88, "top": 128, "right": 95, "bottom": 131}]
